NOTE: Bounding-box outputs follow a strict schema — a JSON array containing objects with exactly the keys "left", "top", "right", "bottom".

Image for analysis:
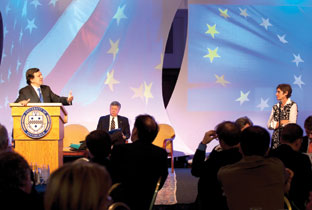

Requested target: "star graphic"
[
  {"left": 49, "top": 0, "right": 59, "bottom": 7},
  {"left": 104, "top": 69, "right": 120, "bottom": 91},
  {"left": 22, "top": 0, "right": 27, "bottom": 17},
  {"left": 19, "top": 28, "right": 24, "bottom": 43},
  {"left": 277, "top": 34, "right": 288, "bottom": 44},
  {"left": 260, "top": 18, "right": 272, "bottom": 30},
  {"left": 10, "top": 41, "right": 14, "bottom": 55},
  {"left": 31, "top": 0, "right": 42, "bottom": 8},
  {"left": 215, "top": 74, "right": 230, "bottom": 87},
  {"left": 25, "top": 18, "right": 38, "bottom": 34},
  {"left": 8, "top": 68, "right": 12, "bottom": 80},
  {"left": 155, "top": 53, "right": 163, "bottom": 70},
  {"left": 107, "top": 39, "right": 120, "bottom": 61},
  {"left": 144, "top": 82, "right": 153, "bottom": 104},
  {"left": 113, "top": 4, "right": 128, "bottom": 26},
  {"left": 131, "top": 83, "right": 144, "bottom": 100},
  {"left": 205, "top": 24, "right": 219, "bottom": 39},
  {"left": 0, "top": 74, "right": 4, "bottom": 83},
  {"left": 293, "top": 75, "right": 305, "bottom": 88},
  {"left": 5, "top": 3, "right": 11, "bottom": 14},
  {"left": 239, "top": 8, "right": 249, "bottom": 18},
  {"left": 3, "top": 26, "right": 8, "bottom": 39},
  {"left": 203, "top": 47, "right": 220, "bottom": 63},
  {"left": 219, "top": 8, "right": 230, "bottom": 19},
  {"left": 16, "top": 59, "right": 22, "bottom": 72},
  {"left": 257, "top": 98, "right": 269, "bottom": 111},
  {"left": 292, "top": 54, "right": 304, "bottom": 67},
  {"left": 235, "top": 91, "right": 250, "bottom": 105}
]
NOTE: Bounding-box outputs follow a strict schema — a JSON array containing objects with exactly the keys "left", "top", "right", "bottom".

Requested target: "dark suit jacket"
[
  {"left": 110, "top": 140, "right": 168, "bottom": 210},
  {"left": 300, "top": 136, "right": 309, "bottom": 153},
  {"left": 96, "top": 115, "right": 130, "bottom": 140},
  {"left": 15, "top": 85, "right": 70, "bottom": 105},
  {"left": 270, "top": 144, "right": 312, "bottom": 210},
  {"left": 191, "top": 146, "right": 242, "bottom": 210}
]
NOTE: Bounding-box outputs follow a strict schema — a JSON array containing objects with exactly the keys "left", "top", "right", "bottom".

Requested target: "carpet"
[{"left": 155, "top": 170, "right": 178, "bottom": 205}]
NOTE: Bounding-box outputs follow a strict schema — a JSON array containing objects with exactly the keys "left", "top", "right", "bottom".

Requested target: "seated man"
[
  {"left": 191, "top": 121, "right": 242, "bottom": 210},
  {"left": 97, "top": 101, "right": 130, "bottom": 145},
  {"left": 300, "top": 115, "right": 312, "bottom": 153},
  {"left": 270, "top": 123, "right": 312, "bottom": 210},
  {"left": 0, "top": 123, "right": 9, "bottom": 152},
  {"left": 218, "top": 126, "right": 287, "bottom": 210},
  {"left": 15, "top": 68, "right": 73, "bottom": 106},
  {"left": 86, "top": 130, "right": 112, "bottom": 175},
  {"left": 110, "top": 114, "right": 168, "bottom": 210}
]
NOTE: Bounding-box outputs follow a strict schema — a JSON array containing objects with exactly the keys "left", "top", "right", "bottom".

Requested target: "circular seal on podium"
[{"left": 21, "top": 107, "right": 51, "bottom": 139}]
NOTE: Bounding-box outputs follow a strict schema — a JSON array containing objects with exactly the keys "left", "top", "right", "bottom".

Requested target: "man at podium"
[{"left": 15, "top": 68, "right": 73, "bottom": 106}]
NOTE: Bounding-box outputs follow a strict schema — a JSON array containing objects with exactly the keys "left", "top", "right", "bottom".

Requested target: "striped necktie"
[{"left": 111, "top": 117, "right": 115, "bottom": 130}]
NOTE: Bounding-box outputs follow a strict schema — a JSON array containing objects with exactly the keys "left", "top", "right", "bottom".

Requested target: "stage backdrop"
[{"left": 1, "top": 0, "right": 312, "bottom": 155}]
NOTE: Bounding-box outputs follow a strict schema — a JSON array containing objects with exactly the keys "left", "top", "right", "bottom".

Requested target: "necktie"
[
  {"left": 37, "top": 88, "right": 43, "bottom": 102},
  {"left": 111, "top": 117, "right": 115, "bottom": 130},
  {"left": 308, "top": 141, "right": 312, "bottom": 153}
]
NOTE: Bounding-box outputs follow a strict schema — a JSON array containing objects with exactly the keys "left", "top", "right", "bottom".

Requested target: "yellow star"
[
  {"left": 131, "top": 83, "right": 144, "bottom": 100},
  {"left": 105, "top": 69, "right": 120, "bottom": 91},
  {"left": 205, "top": 24, "right": 219, "bottom": 39},
  {"left": 203, "top": 47, "right": 220, "bottom": 63},
  {"left": 107, "top": 39, "right": 120, "bottom": 60},
  {"left": 215, "top": 74, "right": 230, "bottom": 87},
  {"left": 219, "top": 8, "right": 230, "bottom": 19},
  {"left": 155, "top": 53, "right": 163, "bottom": 70},
  {"left": 144, "top": 81, "right": 153, "bottom": 104}
]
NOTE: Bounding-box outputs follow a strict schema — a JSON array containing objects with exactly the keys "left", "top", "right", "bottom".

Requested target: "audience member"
[
  {"left": 86, "top": 130, "right": 112, "bottom": 174},
  {"left": 307, "top": 192, "right": 312, "bottom": 210},
  {"left": 0, "top": 151, "right": 43, "bottom": 210},
  {"left": 218, "top": 126, "right": 286, "bottom": 210},
  {"left": 110, "top": 114, "right": 168, "bottom": 210},
  {"left": 44, "top": 161, "right": 111, "bottom": 210},
  {"left": 191, "top": 121, "right": 242, "bottom": 210},
  {"left": 301, "top": 115, "right": 312, "bottom": 153},
  {"left": 270, "top": 123, "right": 312, "bottom": 210},
  {"left": 235, "top": 116, "right": 253, "bottom": 131},
  {"left": 97, "top": 101, "right": 130, "bottom": 145},
  {"left": 0, "top": 123, "right": 9, "bottom": 152}
]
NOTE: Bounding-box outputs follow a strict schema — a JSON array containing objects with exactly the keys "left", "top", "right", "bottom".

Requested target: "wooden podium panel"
[{"left": 10, "top": 103, "right": 67, "bottom": 172}]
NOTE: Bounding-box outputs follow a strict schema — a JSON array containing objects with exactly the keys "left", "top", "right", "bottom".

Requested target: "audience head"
[
  {"left": 240, "top": 126, "right": 270, "bottom": 156},
  {"left": 276, "top": 84, "right": 292, "bottom": 98},
  {"left": 131, "top": 114, "right": 159, "bottom": 143},
  {"left": 86, "top": 130, "right": 112, "bottom": 158},
  {"left": 235, "top": 116, "right": 253, "bottom": 131},
  {"left": 215, "top": 121, "right": 240, "bottom": 148},
  {"left": 304, "top": 116, "right": 312, "bottom": 140},
  {"left": 0, "top": 152, "right": 32, "bottom": 194},
  {"left": 45, "top": 162, "right": 112, "bottom": 210},
  {"left": 0, "top": 123, "right": 9, "bottom": 151},
  {"left": 110, "top": 101, "right": 121, "bottom": 117},
  {"left": 281, "top": 123, "right": 303, "bottom": 151}
]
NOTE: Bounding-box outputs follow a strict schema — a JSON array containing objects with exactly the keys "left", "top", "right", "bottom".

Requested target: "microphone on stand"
[{"left": 278, "top": 101, "right": 282, "bottom": 143}]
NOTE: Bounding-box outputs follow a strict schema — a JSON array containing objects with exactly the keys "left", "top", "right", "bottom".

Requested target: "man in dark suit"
[
  {"left": 15, "top": 68, "right": 73, "bottom": 105},
  {"left": 110, "top": 114, "right": 168, "bottom": 210},
  {"left": 270, "top": 123, "right": 312, "bottom": 210},
  {"left": 96, "top": 101, "right": 130, "bottom": 144},
  {"left": 300, "top": 115, "right": 312, "bottom": 153}
]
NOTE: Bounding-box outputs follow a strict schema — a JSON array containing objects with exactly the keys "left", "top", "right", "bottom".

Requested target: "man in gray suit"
[{"left": 15, "top": 68, "right": 73, "bottom": 106}]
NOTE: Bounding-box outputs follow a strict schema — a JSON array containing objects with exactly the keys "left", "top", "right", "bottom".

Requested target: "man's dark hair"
[
  {"left": 240, "top": 126, "right": 270, "bottom": 156},
  {"left": 281, "top": 123, "right": 303, "bottom": 143},
  {"left": 86, "top": 130, "right": 112, "bottom": 158},
  {"left": 0, "top": 152, "right": 30, "bottom": 192},
  {"left": 277, "top": 84, "right": 292, "bottom": 98},
  {"left": 0, "top": 123, "right": 8, "bottom": 151},
  {"left": 134, "top": 114, "right": 159, "bottom": 143},
  {"left": 304, "top": 116, "right": 312, "bottom": 131},
  {"left": 215, "top": 121, "right": 240, "bottom": 146},
  {"left": 110, "top": 101, "right": 121, "bottom": 108},
  {"left": 235, "top": 116, "right": 253, "bottom": 131},
  {"left": 26, "top": 68, "right": 40, "bottom": 85}
]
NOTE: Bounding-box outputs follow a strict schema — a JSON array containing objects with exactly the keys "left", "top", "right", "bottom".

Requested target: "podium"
[{"left": 10, "top": 103, "right": 67, "bottom": 172}]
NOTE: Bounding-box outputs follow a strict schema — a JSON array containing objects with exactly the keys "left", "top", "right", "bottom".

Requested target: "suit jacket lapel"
[{"left": 29, "top": 85, "right": 41, "bottom": 102}]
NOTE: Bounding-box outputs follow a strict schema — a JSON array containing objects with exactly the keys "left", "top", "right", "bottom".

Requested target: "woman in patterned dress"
[{"left": 267, "top": 84, "right": 298, "bottom": 149}]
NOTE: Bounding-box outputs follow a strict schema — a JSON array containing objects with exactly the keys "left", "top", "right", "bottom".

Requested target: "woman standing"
[{"left": 267, "top": 84, "right": 298, "bottom": 149}]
